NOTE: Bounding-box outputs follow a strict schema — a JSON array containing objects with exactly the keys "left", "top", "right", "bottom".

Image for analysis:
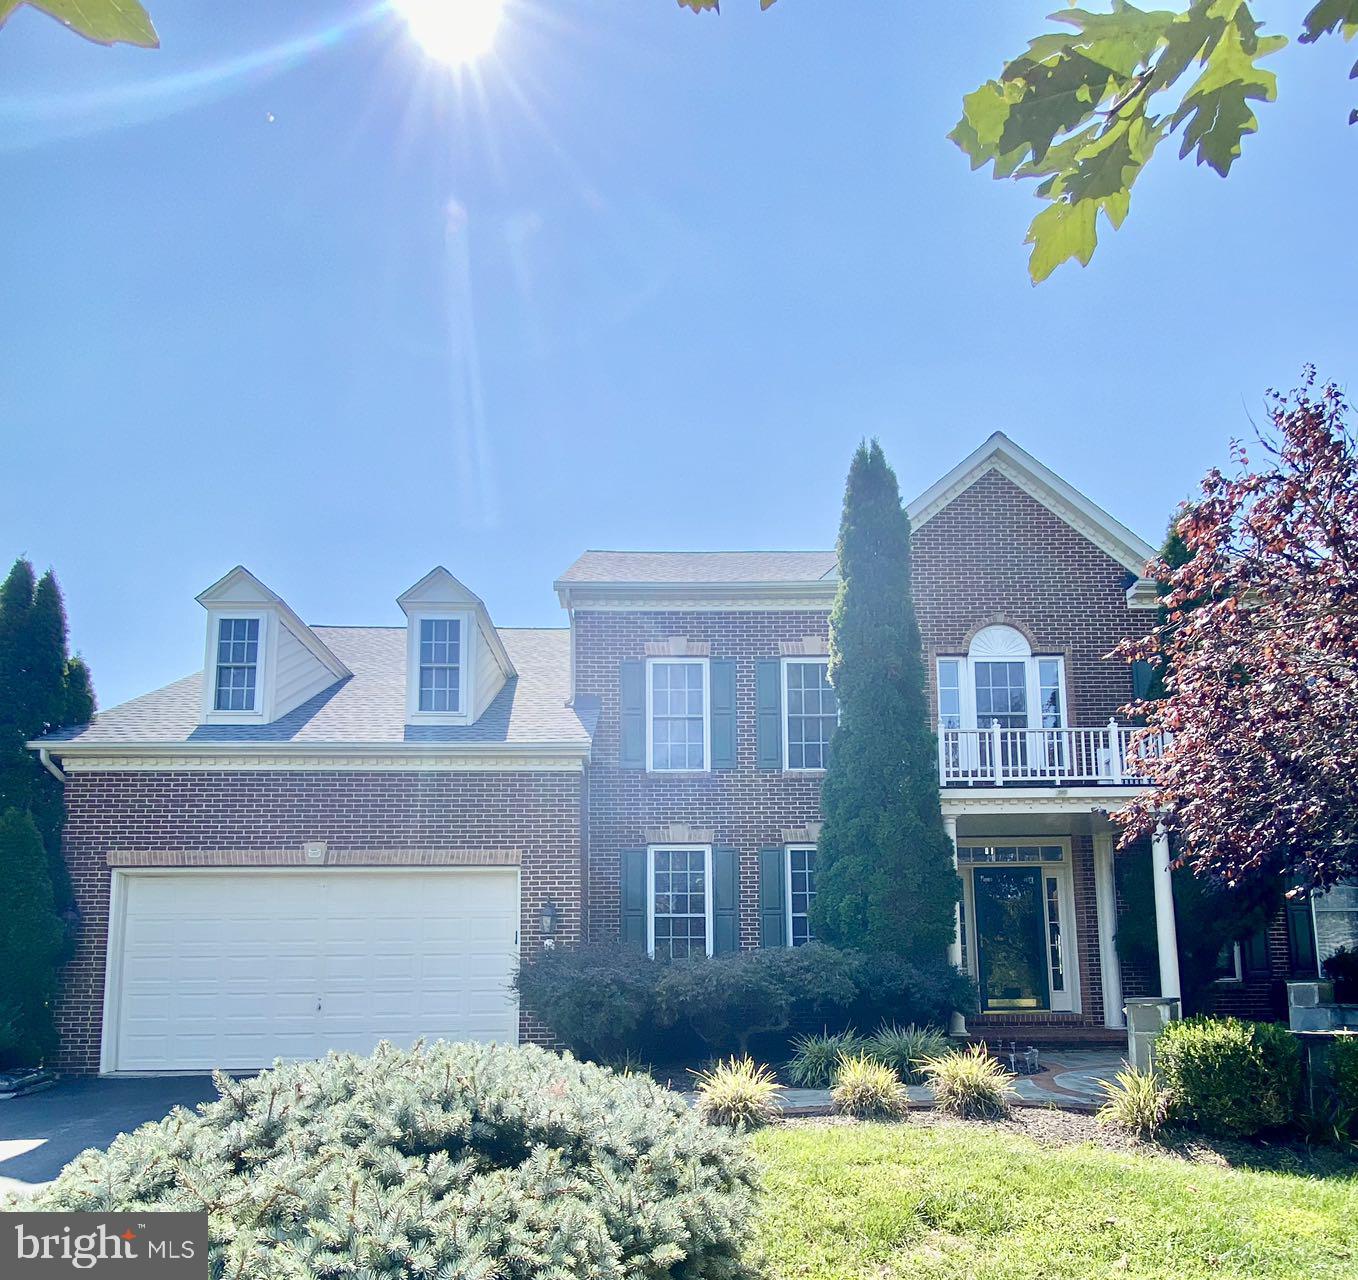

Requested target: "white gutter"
[{"left": 38, "top": 747, "right": 67, "bottom": 783}]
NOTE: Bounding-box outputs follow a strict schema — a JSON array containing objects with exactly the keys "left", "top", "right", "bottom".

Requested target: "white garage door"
[{"left": 106, "top": 869, "right": 519, "bottom": 1073}]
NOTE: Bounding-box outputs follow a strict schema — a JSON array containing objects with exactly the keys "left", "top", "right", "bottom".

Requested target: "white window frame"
[
  {"left": 785, "top": 844, "right": 816, "bottom": 947},
  {"left": 405, "top": 609, "right": 475, "bottom": 725},
  {"left": 646, "top": 844, "right": 714, "bottom": 958},
  {"left": 1312, "top": 883, "right": 1358, "bottom": 967},
  {"left": 1212, "top": 941, "right": 1244, "bottom": 985},
  {"left": 781, "top": 658, "right": 839, "bottom": 773},
  {"left": 201, "top": 609, "right": 273, "bottom": 725},
  {"left": 956, "top": 837, "right": 1080, "bottom": 1014},
  {"left": 645, "top": 657, "right": 710, "bottom": 774},
  {"left": 938, "top": 653, "right": 1068, "bottom": 733}
]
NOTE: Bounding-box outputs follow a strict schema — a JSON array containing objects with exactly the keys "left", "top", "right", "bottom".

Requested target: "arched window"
[{"left": 937, "top": 626, "right": 1066, "bottom": 732}]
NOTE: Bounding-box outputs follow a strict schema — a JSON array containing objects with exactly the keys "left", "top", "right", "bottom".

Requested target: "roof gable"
[
  {"left": 397, "top": 567, "right": 516, "bottom": 680},
  {"left": 906, "top": 432, "right": 1156, "bottom": 576},
  {"left": 195, "top": 566, "right": 349, "bottom": 680}
]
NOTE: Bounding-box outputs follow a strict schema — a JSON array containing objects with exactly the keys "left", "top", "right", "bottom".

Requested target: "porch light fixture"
[
  {"left": 539, "top": 899, "right": 560, "bottom": 946},
  {"left": 60, "top": 902, "right": 82, "bottom": 937}
]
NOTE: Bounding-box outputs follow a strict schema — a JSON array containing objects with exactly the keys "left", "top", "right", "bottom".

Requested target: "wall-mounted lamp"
[
  {"left": 539, "top": 899, "right": 560, "bottom": 949},
  {"left": 60, "top": 902, "right": 82, "bottom": 939}
]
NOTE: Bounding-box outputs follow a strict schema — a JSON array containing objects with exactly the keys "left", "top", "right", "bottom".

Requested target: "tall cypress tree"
[
  {"left": 0, "top": 808, "right": 64, "bottom": 1069},
  {"left": 811, "top": 441, "right": 961, "bottom": 960},
  {"left": 0, "top": 559, "right": 96, "bottom": 926}
]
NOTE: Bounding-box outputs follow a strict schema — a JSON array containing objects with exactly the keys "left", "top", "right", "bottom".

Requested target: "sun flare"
[{"left": 392, "top": 0, "right": 505, "bottom": 66}]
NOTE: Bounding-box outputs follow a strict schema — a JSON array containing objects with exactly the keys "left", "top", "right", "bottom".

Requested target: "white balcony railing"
[{"left": 938, "top": 719, "right": 1162, "bottom": 787}]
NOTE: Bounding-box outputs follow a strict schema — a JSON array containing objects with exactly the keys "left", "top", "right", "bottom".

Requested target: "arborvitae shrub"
[
  {"left": 1155, "top": 1016, "right": 1301, "bottom": 1137},
  {"left": 25, "top": 1041, "right": 759, "bottom": 1280}
]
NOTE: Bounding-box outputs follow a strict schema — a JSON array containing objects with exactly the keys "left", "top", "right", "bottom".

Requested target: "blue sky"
[{"left": 3, "top": 0, "right": 1354, "bottom": 709}]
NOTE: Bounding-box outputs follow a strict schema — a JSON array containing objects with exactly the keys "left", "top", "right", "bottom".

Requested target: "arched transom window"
[{"left": 937, "top": 625, "right": 1066, "bottom": 731}]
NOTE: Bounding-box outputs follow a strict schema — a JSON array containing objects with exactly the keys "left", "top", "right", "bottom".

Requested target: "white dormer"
[
  {"left": 398, "top": 568, "right": 516, "bottom": 725},
  {"left": 196, "top": 567, "right": 350, "bottom": 725}
]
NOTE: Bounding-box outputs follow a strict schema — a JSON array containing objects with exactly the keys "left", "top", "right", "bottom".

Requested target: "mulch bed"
[{"left": 784, "top": 1107, "right": 1358, "bottom": 1175}]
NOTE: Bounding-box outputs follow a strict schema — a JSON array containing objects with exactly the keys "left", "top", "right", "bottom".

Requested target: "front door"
[{"left": 972, "top": 865, "right": 1050, "bottom": 1012}]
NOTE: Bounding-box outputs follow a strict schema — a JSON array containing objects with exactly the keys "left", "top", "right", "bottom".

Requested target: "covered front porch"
[{"left": 941, "top": 790, "right": 1181, "bottom": 1040}]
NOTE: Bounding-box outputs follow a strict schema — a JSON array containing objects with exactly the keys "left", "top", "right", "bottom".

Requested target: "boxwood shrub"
[
  {"left": 1155, "top": 1016, "right": 1301, "bottom": 1138},
  {"left": 517, "top": 942, "right": 971, "bottom": 1060},
  {"left": 25, "top": 1041, "right": 758, "bottom": 1280}
]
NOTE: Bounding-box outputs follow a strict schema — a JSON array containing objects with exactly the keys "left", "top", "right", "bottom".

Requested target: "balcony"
[{"left": 938, "top": 719, "right": 1159, "bottom": 788}]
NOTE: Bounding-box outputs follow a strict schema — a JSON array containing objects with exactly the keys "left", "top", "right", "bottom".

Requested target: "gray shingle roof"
[
  {"left": 41, "top": 627, "right": 594, "bottom": 750},
  {"left": 556, "top": 550, "right": 838, "bottom": 585}
]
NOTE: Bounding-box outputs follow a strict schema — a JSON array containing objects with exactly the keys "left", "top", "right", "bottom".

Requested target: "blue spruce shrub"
[{"left": 25, "top": 1041, "right": 758, "bottom": 1279}]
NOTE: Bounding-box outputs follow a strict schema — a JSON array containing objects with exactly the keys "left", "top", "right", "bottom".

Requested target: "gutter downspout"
[{"left": 38, "top": 747, "right": 66, "bottom": 783}]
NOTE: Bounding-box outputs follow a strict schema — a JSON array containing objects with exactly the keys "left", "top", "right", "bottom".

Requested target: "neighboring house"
[{"left": 31, "top": 434, "right": 1326, "bottom": 1074}]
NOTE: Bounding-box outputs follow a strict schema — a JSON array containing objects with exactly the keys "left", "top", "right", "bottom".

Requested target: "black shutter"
[
  {"left": 713, "top": 847, "right": 740, "bottom": 954},
  {"left": 756, "top": 659, "right": 782, "bottom": 771},
  {"left": 619, "top": 661, "right": 645, "bottom": 768},
  {"left": 759, "top": 847, "right": 788, "bottom": 947},
  {"left": 710, "top": 659, "right": 737, "bottom": 770},
  {"left": 620, "top": 848, "right": 647, "bottom": 950}
]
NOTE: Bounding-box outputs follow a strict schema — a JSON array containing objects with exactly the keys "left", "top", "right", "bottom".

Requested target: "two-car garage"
[{"left": 101, "top": 868, "right": 520, "bottom": 1074}]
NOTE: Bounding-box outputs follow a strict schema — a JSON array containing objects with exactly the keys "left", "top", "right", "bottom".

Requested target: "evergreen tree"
[
  {"left": 811, "top": 441, "right": 961, "bottom": 960},
  {"left": 0, "top": 808, "right": 64, "bottom": 1069},
  {"left": 0, "top": 559, "right": 96, "bottom": 945}
]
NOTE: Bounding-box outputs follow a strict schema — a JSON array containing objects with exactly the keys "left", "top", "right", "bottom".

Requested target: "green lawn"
[{"left": 753, "top": 1121, "right": 1358, "bottom": 1280}]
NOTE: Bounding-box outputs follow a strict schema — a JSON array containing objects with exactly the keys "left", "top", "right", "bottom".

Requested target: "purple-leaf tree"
[{"left": 1116, "top": 370, "right": 1358, "bottom": 892}]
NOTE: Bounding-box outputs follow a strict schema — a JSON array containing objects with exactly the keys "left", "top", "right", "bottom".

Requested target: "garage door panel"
[{"left": 110, "top": 870, "right": 519, "bottom": 1072}]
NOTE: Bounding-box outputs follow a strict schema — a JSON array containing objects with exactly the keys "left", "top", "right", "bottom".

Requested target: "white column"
[
  {"left": 1092, "top": 832, "right": 1124, "bottom": 1029},
  {"left": 943, "top": 813, "right": 967, "bottom": 1036},
  {"left": 1151, "top": 823, "right": 1181, "bottom": 1002}
]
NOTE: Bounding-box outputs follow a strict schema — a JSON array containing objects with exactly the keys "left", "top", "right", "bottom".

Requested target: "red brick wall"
[
  {"left": 912, "top": 470, "right": 1155, "bottom": 724},
  {"left": 57, "top": 769, "right": 583, "bottom": 1073},
  {"left": 573, "top": 610, "right": 828, "bottom": 947}
]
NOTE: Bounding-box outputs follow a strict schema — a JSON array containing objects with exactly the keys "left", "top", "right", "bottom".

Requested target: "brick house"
[{"left": 32, "top": 434, "right": 1319, "bottom": 1074}]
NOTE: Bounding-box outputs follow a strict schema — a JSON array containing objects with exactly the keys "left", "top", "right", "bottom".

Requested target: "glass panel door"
[
  {"left": 972, "top": 865, "right": 1050, "bottom": 1011},
  {"left": 974, "top": 660, "right": 1028, "bottom": 773}
]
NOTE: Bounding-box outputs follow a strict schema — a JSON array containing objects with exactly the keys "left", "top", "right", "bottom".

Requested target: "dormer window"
[
  {"left": 214, "top": 618, "right": 260, "bottom": 711},
  {"left": 398, "top": 567, "right": 516, "bottom": 727},
  {"left": 418, "top": 618, "right": 463, "bottom": 713}
]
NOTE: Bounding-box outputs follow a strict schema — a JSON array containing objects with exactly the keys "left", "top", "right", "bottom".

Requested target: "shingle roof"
[
  {"left": 556, "top": 550, "right": 838, "bottom": 585},
  {"left": 41, "top": 627, "right": 594, "bottom": 749}
]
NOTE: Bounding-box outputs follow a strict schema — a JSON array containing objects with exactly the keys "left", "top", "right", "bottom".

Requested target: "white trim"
[
  {"left": 555, "top": 582, "right": 838, "bottom": 612},
  {"left": 100, "top": 865, "right": 521, "bottom": 1075},
  {"left": 645, "top": 843, "right": 714, "bottom": 959},
  {"left": 42, "top": 744, "right": 588, "bottom": 772},
  {"left": 405, "top": 610, "right": 475, "bottom": 725},
  {"left": 1212, "top": 941, "right": 1244, "bottom": 985},
  {"left": 941, "top": 787, "right": 1147, "bottom": 815},
  {"left": 645, "top": 656, "right": 711, "bottom": 773},
  {"left": 781, "top": 656, "right": 837, "bottom": 773},
  {"left": 1092, "top": 832, "right": 1124, "bottom": 1028},
  {"left": 907, "top": 432, "right": 1157, "bottom": 576},
  {"left": 785, "top": 843, "right": 816, "bottom": 946},
  {"left": 957, "top": 837, "right": 1080, "bottom": 1014},
  {"left": 200, "top": 609, "right": 272, "bottom": 725}
]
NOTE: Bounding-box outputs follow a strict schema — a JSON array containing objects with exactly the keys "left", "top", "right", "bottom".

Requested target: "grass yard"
[{"left": 753, "top": 1118, "right": 1358, "bottom": 1279}]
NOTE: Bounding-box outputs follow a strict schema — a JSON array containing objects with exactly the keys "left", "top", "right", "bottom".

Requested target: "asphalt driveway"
[{"left": 0, "top": 1076, "right": 218, "bottom": 1197}]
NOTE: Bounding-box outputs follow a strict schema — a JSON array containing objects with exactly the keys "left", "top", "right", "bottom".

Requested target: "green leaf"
[
  {"left": 1171, "top": 20, "right": 1283, "bottom": 174},
  {"left": 1300, "top": 0, "right": 1358, "bottom": 43},
  {"left": 2, "top": 0, "right": 159, "bottom": 46},
  {"left": 1025, "top": 197, "right": 1100, "bottom": 282}
]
